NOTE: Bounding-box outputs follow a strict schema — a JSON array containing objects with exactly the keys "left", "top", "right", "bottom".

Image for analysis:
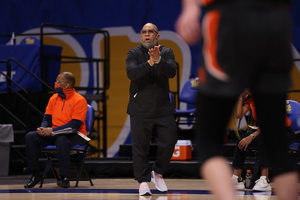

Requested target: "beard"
[{"left": 141, "top": 40, "right": 157, "bottom": 49}]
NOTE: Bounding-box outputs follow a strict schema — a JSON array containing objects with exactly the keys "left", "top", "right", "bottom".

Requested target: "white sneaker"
[
  {"left": 252, "top": 176, "right": 272, "bottom": 191},
  {"left": 139, "top": 182, "right": 152, "bottom": 196},
  {"left": 232, "top": 174, "right": 245, "bottom": 190},
  {"left": 151, "top": 171, "right": 168, "bottom": 192}
]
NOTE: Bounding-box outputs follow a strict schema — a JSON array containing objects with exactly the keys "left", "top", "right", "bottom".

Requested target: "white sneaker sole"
[
  {"left": 252, "top": 186, "right": 272, "bottom": 192},
  {"left": 151, "top": 171, "right": 167, "bottom": 192},
  {"left": 139, "top": 191, "right": 152, "bottom": 196}
]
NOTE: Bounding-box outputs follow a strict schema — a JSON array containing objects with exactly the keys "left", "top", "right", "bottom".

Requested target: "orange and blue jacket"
[{"left": 40, "top": 90, "right": 88, "bottom": 136}]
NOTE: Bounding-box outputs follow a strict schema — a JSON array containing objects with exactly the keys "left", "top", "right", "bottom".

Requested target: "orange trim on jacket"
[
  {"left": 202, "top": 10, "right": 229, "bottom": 82},
  {"left": 200, "top": 0, "right": 214, "bottom": 6},
  {"left": 245, "top": 97, "right": 291, "bottom": 127}
]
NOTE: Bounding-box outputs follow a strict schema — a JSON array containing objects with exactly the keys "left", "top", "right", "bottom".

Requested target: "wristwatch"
[{"left": 154, "top": 56, "right": 161, "bottom": 64}]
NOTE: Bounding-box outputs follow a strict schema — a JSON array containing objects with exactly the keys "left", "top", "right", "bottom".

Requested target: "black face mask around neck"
[{"left": 55, "top": 87, "right": 66, "bottom": 100}]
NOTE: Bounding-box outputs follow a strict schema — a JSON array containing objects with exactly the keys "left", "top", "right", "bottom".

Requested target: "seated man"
[{"left": 24, "top": 72, "right": 88, "bottom": 189}]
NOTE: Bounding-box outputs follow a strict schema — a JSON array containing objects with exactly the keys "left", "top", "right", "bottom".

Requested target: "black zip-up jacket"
[{"left": 126, "top": 44, "right": 177, "bottom": 118}]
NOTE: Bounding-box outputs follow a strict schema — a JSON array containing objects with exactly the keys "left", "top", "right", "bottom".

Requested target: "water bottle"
[{"left": 244, "top": 169, "right": 252, "bottom": 189}]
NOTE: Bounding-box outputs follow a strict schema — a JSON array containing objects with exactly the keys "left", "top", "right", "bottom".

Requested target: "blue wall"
[
  {"left": 1, "top": 0, "right": 300, "bottom": 157},
  {"left": 0, "top": 0, "right": 299, "bottom": 75}
]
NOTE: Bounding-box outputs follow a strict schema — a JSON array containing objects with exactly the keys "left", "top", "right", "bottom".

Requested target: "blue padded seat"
[
  {"left": 174, "top": 78, "right": 198, "bottom": 117},
  {"left": 286, "top": 100, "right": 300, "bottom": 155},
  {"left": 286, "top": 100, "right": 300, "bottom": 134}
]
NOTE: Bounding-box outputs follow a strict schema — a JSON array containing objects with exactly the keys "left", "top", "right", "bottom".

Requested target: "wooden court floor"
[{"left": 0, "top": 175, "right": 300, "bottom": 200}]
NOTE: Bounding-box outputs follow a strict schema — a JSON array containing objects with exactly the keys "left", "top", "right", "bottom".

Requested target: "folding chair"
[
  {"left": 174, "top": 78, "right": 198, "bottom": 124},
  {"left": 173, "top": 78, "right": 198, "bottom": 141},
  {"left": 41, "top": 104, "right": 94, "bottom": 187},
  {"left": 286, "top": 100, "right": 300, "bottom": 134},
  {"left": 286, "top": 100, "right": 300, "bottom": 164}
]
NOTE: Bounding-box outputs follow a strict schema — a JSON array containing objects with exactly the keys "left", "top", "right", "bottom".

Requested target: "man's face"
[
  {"left": 140, "top": 24, "right": 160, "bottom": 49},
  {"left": 55, "top": 74, "right": 69, "bottom": 88}
]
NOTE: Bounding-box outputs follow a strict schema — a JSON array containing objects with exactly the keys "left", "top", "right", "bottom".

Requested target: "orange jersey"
[
  {"left": 245, "top": 97, "right": 291, "bottom": 127},
  {"left": 200, "top": 0, "right": 214, "bottom": 6},
  {"left": 45, "top": 90, "right": 87, "bottom": 135},
  {"left": 199, "top": 0, "right": 289, "bottom": 6}
]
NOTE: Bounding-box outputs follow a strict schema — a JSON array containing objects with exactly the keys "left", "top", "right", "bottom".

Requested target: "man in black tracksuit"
[{"left": 126, "top": 23, "right": 177, "bottom": 196}]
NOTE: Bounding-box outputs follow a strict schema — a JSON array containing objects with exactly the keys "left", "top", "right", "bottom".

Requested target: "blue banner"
[{"left": 0, "top": 0, "right": 299, "bottom": 157}]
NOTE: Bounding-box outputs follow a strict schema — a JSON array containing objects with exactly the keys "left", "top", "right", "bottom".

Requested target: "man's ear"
[{"left": 156, "top": 34, "right": 160, "bottom": 40}]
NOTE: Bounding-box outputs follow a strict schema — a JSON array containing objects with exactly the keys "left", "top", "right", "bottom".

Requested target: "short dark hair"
[{"left": 61, "top": 72, "right": 75, "bottom": 87}]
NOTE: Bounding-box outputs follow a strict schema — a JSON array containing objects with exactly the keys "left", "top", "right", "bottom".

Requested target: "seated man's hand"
[{"left": 37, "top": 127, "right": 53, "bottom": 136}]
